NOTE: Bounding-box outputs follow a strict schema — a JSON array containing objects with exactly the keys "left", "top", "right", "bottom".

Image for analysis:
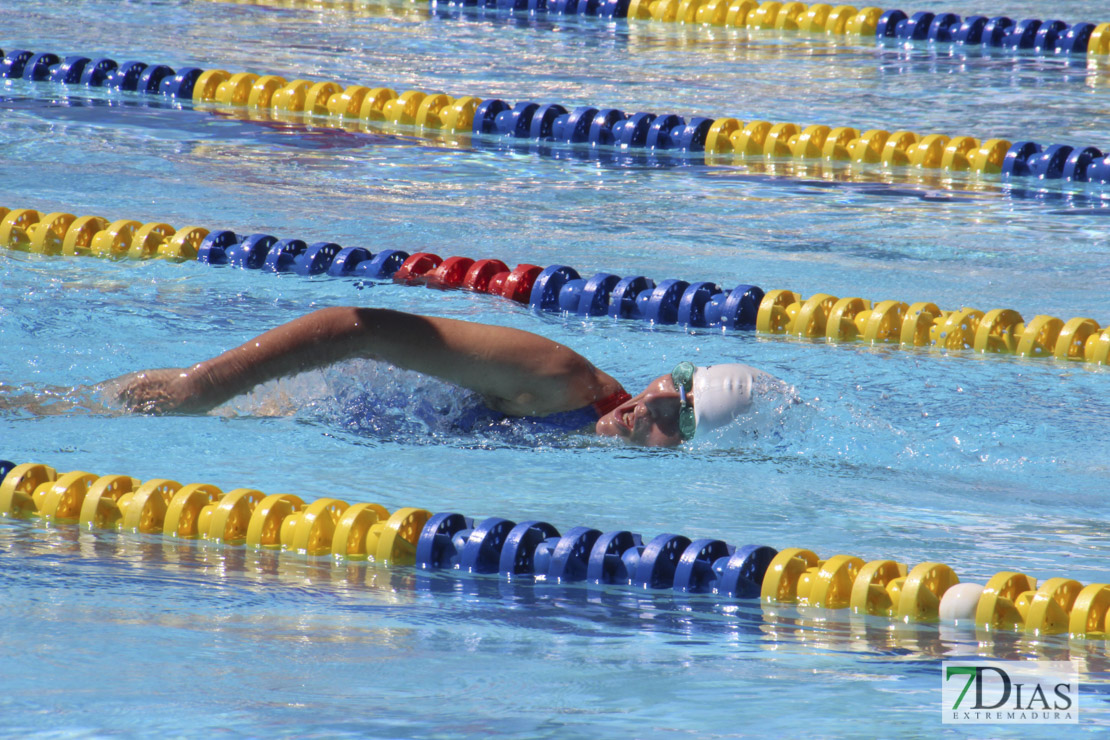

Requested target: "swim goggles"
[{"left": 671, "top": 361, "right": 697, "bottom": 441}]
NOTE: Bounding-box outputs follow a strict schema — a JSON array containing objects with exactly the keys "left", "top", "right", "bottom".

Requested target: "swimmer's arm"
[{"left": 122, "top": 307, "right": 623, "bottom": 415}]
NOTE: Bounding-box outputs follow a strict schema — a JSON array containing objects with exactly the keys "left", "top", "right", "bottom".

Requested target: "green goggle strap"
[{"left": 671, "top": 361, "right": 697, "bottom": 440}]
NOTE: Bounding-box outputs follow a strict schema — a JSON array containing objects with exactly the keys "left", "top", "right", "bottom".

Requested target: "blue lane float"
[{"left": 499, "top": 520, "right": 561, "bottom": 578}]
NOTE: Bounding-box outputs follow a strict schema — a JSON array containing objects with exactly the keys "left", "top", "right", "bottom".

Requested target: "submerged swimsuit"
[
  {"left": 452, "top": 388, "right": 632, "bottom": 434},
  {"left": 332, "top": 381, "right": 632, "bottom": 439},
  {"left": 516, "top": 388, "right": 633, "bottom": 433}
]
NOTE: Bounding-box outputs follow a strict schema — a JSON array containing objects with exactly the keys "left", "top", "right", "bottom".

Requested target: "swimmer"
[{"left": 113, "top": 307, "right": 773, "bottom": 447}]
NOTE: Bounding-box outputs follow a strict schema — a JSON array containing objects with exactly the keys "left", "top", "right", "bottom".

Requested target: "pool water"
[{"left": 2, "top": 0, "right": 1110, "bottom": 736}]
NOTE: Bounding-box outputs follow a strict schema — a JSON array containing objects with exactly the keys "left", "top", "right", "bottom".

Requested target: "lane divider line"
[
  {"left": 428, "top": 0, "right": 1110, "bottom": 62},
  {"left": 4, "top": 47, "right": 1110, "bottom": 186},
  {"left": 1, "top": 458, "right": 1107, "bottom": 642},
  {"left": 2, "top": 204, "right": 1108, "bottom": 365}
]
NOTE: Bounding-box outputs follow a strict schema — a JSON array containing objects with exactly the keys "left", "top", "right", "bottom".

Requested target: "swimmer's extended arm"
[{"left": 117, "top": 307, "right": 624, "bottom": 415}]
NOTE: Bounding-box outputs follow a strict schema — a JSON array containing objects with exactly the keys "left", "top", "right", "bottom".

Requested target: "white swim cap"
[{"left": 691, "top": 364, "right": 767, "bottom": 435}]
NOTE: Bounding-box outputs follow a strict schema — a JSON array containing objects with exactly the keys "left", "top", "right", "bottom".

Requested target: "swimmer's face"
[{"left": 595, "top": 374, "right": 684, "bottom": 447}]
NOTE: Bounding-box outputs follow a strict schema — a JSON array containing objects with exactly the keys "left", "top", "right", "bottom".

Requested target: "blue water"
[{"left": 2, "top": 0, "right": 1110, "bottom": 737}]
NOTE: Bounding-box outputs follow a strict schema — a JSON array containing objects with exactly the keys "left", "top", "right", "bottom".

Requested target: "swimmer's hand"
[{"left": 108, "top": 368, "right": 214, "bottom": 414}]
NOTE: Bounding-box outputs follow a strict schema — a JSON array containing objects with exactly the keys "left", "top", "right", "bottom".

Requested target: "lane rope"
[
  {"left": 1, "top": 458, "right": 1107, "bottom": 642},
  {"left": 431, "top": 0, "right": 1110, "bottom": 62},
  {"left": 3, "top": 204, "right": 1108, "bottom": 366},
  {"left": 3, "top": 47, "right": 1110, "bottom": 186},
  {"left": 210, "top": 0, "right": 1110, "bottom": 63}
]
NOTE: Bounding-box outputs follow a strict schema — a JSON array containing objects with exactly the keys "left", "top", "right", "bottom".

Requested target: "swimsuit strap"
[{"left": 591, "top": 389, "right": 631, "bottom": 418}]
